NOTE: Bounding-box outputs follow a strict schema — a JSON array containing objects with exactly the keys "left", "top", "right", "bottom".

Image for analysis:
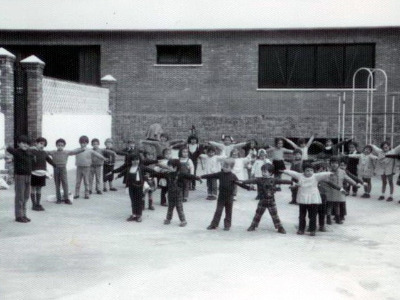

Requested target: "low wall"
[
  {"left": 42, "top": 78, "right": 111, "bottom": 169},
  {"left": 0, "top": 112, "right": 4, "bottom": 169}
]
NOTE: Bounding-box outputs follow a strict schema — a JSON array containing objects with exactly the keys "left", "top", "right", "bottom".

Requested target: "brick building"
[{"left": 1, "top": 26, "right": 400, "bottom": 147}]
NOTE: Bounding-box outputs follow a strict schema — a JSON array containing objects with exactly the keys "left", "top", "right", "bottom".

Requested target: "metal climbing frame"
[{"left": 337, "top": 67, "right": 399, "bottom": 149}]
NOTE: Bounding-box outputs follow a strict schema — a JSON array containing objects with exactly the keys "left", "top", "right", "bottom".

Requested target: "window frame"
[
  {"left": 258, "top": 43, "right": 375, "bottom": 90},
  {"left": 156, "top": 45, "right": 202, "bottom": 66}
]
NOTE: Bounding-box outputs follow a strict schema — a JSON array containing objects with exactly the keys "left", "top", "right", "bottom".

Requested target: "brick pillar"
[
  {"left": 0, "top": 48, "right": 16, "bottom": 146},
  {"left": 101, "top": 75, "right": 117, "bottom": 140},
  {"left": 20, "top": 55, "right": 45, "bottom": 140}
]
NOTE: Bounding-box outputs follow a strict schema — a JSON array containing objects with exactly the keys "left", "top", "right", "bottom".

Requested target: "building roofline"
[{"left": 0, "top": 26, "right": 400, "bottom": 34}]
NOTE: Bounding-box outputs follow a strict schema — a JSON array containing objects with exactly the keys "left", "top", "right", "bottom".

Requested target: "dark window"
[
  {"left": 5, "top": 45, "right": 100, "bottom": 85},
  {"left": 259, "top": 44, "right": 375, "bottom": 88},
  {"left": 157, "top": 45, "right": 201, "bottom": 64}
]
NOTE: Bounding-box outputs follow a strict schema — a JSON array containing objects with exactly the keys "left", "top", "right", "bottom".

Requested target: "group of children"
[{"left": 3, "top": 131, "right": 400, "bottom": 237}]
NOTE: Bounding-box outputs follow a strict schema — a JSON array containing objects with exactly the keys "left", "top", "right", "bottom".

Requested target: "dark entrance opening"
[{"left": 6, "top": 45, "right": 100, "bottom": 85}]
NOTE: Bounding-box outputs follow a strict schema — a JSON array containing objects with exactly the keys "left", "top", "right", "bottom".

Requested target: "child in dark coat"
[
  {"left": 240, "top": 163, "right": 291, "bottom": 234},
  {"left": 6, "top": 135, "right": 35, "bottom": 223},
  {"left": 201, "top": 159, "right": 252, "bottom": 231},
  {"left": 110, "top": 153, "right": 158, "bottom": 222},
  {"left": 30, "top": 137, "right": 55, "bottom": 211},
  {"left": 157, "top": 159, "right": 202, "bottom": 227}
]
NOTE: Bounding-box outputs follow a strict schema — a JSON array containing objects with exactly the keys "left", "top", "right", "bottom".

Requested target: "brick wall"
[{"left": 1, "top": 28, "right": 400, "bottom": 148}]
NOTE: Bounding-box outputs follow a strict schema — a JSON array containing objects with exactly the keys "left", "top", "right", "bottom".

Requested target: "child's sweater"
[
  {"left": 348, "top": 153, "right": 377, "bottom": 178},
  {"left": 326, "top": 169, "right": 357, "bottom": 202},
  {"left": 232, "top": 157, "right": 251, "bottom": 180},
  {"left": 242, "top": 177, "right": 291, "bottom": 199},
  {"left": 6, "top": 147, "right": 35, "bottom": 175},
  {"left": 75, "top": 148, "right": 105, "bottom": 167},
  {"left": 199, "top": 154, "right": 226, "bottom": 174},
  {"left": 201, "top": 171, "right": 251, "bottom": 198},
  {"left": 268, "top": 147, "right": 293, "bottom": 161},
  {"left": 251, "top": 158, "right": 272, "bottom": 178},
  {"left": 48, "top": 148, "right": 84, "bottom": 167}
]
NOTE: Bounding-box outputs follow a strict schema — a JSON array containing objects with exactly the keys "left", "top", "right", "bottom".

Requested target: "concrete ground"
[{"left": 0, "top": 167, "right": 399, "bottom": 300}]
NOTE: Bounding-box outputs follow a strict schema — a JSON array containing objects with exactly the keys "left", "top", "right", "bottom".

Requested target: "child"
[
  {"left": 186, "top": 134, "right": 203, "bottom": 190},
  {"left": 325, "top": 157, "right": 358, "bottom": 225},
  {"left": 116, "top": 139, "right": 144, "bottom": 184},
  {"left": 89, "top": 138, "right": 105, "bottom": 195},
  {"left": 314, "top": 162, "right": 342, "bottom": 232},
  {"left": 110, "top": 153, "right": 158, "bottom": 222},
  {"left": 141, "top": 133, "right": 185, "bottom": 159},
  {"left": 344, "top": 142, "right": 361, "bottom": 196},
  {"left": 30, "top": 137, "right": 55, "bottom": 211},
  {"left": 143, "top": 171, "right": 156, "bottom": 210},
  {"left": 74, "top": 136, "right": 107, "bottom": 200},
  {"left": 103, "top": 138, "right": 117, "bottom": 192},
  {"left": 209, "top": 135, "right": 247, "bottom": 158},
  {"left": 266, "top": 138, "right": 293, "bottom": 191},
  {"left": 47, "top": 139, "right": 85, "bottom": 204},
  {"left": 289, "top": 149, "right": 303, "bottom": 204},
  {"left": 347, "top": 145, "right": 377, "bottom": 198},
  {"left": 314, "top": 139, "right": 350, "bottom": 160},
  {"left": 243, "top": 139, "right": 259, "bottom": 179},
  {"left": 230, "top": 148, "right": 252, "bottom": 200},
  {"left": 371, "top": 142, "right": 400, "bottom": 202},
  {"left": 6, "top": 135, "right": 35, "bottom": 223},
  {"left": 201, "top": 159, "right": 252, "bottom": 231},
  {"left": 158, "top": 148, "right": 172, "bottom": 206},
  {"left": 385, "top": 152, "right": 400, "bottom": 202},
  {"left": 250, "top": 149, "right": 272, "bottom": 200},
  {"left": 199, "top": 146, "right": 226, "bottom": 200},
  {"left": 178, "top": 148, "right": 194, "bottom": 202},
  {"left": 241, "top": 163, "right": 291, "bottom": 234},
  {"left": 158, "top": 159, "right": 202, "bottom": 226},
  {"left": 338, "top": 158, "right": 365, "bottom": 221},
  {"left": 250, "top": 149, "right": 272, "bottom": 178},
  {"left": 283, "top": 134, "right": 315, "bottom": 161},
  {"left": 283, "top": 162, "right": 339, "bottom": 236}
]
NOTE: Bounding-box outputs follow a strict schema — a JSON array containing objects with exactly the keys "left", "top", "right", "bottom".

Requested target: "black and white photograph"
[{"left": 0, "top": 0, "right": 400, "bottom": 299}]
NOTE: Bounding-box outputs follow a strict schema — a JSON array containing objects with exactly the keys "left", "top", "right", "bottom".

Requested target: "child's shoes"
[
  {"left": 179, "top": 221, "right": 187, "bottom": 227},
  {"left": 164, "top": 219, "right": 171, "bottom": 225},
  {"left": 277, "top": 226, "right": 286, "bottom": 234},
  {"left": 126, "top": 215, "right": 136, "bottom": 222},
  {"left": 247, "top": 225, "right": 256, "bottom": 231},
  {"left": 207, "top": 225, "right": 217, "bottom": 230}
]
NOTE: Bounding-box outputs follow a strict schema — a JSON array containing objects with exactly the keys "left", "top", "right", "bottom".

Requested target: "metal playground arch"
[{"left": 337, "top": 67, "right": 400, "bottom": 150}]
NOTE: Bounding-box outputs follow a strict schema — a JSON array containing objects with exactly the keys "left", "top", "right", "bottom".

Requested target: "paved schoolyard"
[{"left": 0, "top": 168, "right": 399, "bottom": 300}]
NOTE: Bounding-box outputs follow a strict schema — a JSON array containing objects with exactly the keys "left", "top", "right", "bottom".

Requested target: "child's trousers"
[
  {"left": 166, "top": 194, "right": 185, "bottom": 222},
  {"left": 14, "top": 175, "right": 31, "bottom": 218},
  {"left": 89, "top": 165, "right": 103, "bottom": 192},
  {"left": 206, "top": 178, "right": 218, "bottom": 196},
  {"left": 54, "top": 166, "right": 69, "bottom": 201},
  {"left": 327, "top": 201, "right": 342, "bottom": 222},
  {"left": 75, "top": 166, "right": 90, "bottom": 197},
  {"left": 210, "top": 196, "right": 233, "bottom": 228},
  {"left": 160, "top": 186, "right": 168, "bottom": 205},
  {"left": 129, "top": 185, "right": 143, "bottom": 216},
  {"left": 299, "top": 204, "right": 318, "bottom": 232},
  {"left": 250, "top": 197, "right": 282, "bottom": 229},
  {"left": 318, "top": 195, "right": 327, "bottom": 227}
]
